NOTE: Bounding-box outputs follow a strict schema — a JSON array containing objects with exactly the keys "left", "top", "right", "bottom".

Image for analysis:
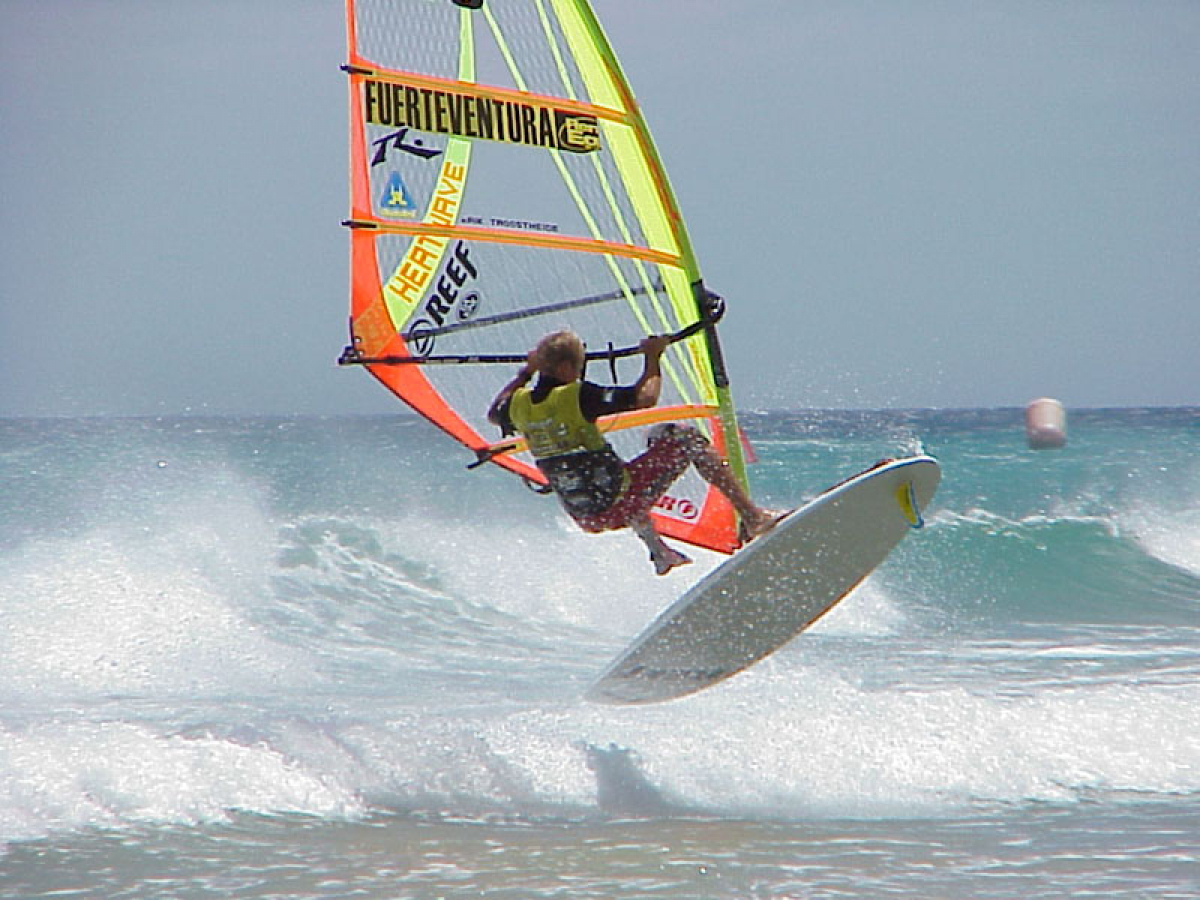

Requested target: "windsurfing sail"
[{"left": 340, "top": 0, "right": 749, "bottom": 553}]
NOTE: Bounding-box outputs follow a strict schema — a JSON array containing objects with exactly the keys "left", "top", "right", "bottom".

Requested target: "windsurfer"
[{"left": 488, "top": 330, "right": 779, "bottom": 575}]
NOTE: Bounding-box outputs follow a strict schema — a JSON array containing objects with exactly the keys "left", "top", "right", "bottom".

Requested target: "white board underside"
[{"left": 586, "top": 456, "right": 941, "bottom": 705}]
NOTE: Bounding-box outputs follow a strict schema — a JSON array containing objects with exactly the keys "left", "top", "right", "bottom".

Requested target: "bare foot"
[
  {"left": 739, "top": 509, "right": 787, "bottom": 544},
  {"left": 651, "top": 546, "right": 692, "bottom": 576}
]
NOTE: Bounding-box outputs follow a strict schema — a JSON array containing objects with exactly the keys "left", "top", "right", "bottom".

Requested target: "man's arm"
[
  {"left": 487, "top": 350, "right": 537, "bottom": 426},
  {"left": 631, "top": 335, "right": 670, "bottom": 409}
]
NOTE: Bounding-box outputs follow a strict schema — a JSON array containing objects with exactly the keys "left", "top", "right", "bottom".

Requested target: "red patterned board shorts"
[{"left": 571, "top": 424, "right": 697, "bottom": 533}]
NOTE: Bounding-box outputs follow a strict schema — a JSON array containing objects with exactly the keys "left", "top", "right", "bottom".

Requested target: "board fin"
[{"left": 895, "top": 481, "right": 925, "bottom": 529}]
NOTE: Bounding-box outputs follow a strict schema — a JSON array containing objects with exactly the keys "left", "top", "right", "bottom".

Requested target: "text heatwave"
[{"left": 386, "top": 162, "right": 467, "bottom": 312}]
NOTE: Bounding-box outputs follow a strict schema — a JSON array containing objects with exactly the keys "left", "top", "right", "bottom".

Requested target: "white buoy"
[{"left": 1025, "top": 398, "right": 1067, "bottom": 449}]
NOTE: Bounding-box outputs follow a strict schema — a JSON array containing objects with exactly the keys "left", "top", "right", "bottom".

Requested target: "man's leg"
[
  {"left": 650, "top": 425, "right": 781, "bottom": 541},
  {"left": 630, "top": 512, "right": 692, "bottom": 576}
]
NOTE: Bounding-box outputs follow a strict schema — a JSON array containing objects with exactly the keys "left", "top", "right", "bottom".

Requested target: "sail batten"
[{"left": 343, "top": 0, "right": 746, "bottom": 554}]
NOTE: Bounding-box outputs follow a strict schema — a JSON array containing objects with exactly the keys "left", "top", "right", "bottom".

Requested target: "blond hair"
[{"left": 535, "top": 330, "right": 585, "bottom": 373}]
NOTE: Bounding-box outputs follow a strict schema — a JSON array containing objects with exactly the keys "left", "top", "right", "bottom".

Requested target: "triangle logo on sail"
[{"left": 379, "top": 171, "right": 417, "bottom": 219}]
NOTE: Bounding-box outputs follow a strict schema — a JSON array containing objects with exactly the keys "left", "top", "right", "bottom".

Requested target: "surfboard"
[{"left": 586, "top": 455, "right": 941, "bottom": 705}]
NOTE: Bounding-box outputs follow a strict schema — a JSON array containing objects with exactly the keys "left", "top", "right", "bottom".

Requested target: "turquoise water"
[{"left": 1, "top": 409, "right": 1197, "bottom": 897}]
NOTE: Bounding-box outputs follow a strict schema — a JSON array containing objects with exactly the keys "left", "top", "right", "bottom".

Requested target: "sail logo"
[
  {"left": 384, "top": 161, "right": 467, "bottom": 314},
  {"left": 371, "top": 127, "right": 442, "bottom": 166},
  {"left": 617, "top": 664, "right": 729, "bottom": 684},
  {"left": 364, "top": 79, "right": 600, "bottom": 155},
  {"left": 655, "top": 494, "right": 699, "bottom": 520},
  {"left": 378, "top": 171, "right": 417, "bottom": 219},
  {"left": 405, "top": 240, "right": 480, "bottom": 356}
]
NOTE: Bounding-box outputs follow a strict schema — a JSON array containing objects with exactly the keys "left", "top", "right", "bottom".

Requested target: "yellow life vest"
[
  {"left": 508, "top": 381, "right": 628, "bottom": 516},
  {"left": 509, "top": 381, "right": 606, "bottom": 458}
]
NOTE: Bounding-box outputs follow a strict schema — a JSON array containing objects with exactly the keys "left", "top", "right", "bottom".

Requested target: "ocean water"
[{"left": 1, "top": 408, "right": 1197, "bottom": 899}]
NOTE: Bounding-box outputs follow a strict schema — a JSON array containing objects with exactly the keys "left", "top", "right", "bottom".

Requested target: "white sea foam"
[
  {"left": 367, "top": 506, "right": 719, "bottom": 639},
  {"left": 5, "top": 648, "right": 1197, "bottom": 845},
  {"left": 0, "top": 720, "right": 361, "bottom": 844},
  {"left": 257, "top": 660, "right": 1200, "bottom": 822},
  {"left": 1122, "top": 503, "right": 1200, "bottom": 578},
  {"left": 0, "top": 478, "right": 308, "bottom": 702}
]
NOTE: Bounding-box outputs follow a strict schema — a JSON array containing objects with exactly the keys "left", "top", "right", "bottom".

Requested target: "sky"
[{"left": 2, "top": 0, "right": 1197, "bottom": 416}]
